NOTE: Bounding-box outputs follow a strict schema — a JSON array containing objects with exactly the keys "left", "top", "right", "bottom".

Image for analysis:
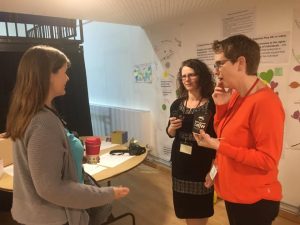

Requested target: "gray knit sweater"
[{"left": 12, "top": 108, "right": 114, "bottom": 225}]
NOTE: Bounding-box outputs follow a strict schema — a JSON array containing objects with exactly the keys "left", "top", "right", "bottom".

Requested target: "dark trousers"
[{"left": 225, "top": 199, "right": 280, "bottom": 225}]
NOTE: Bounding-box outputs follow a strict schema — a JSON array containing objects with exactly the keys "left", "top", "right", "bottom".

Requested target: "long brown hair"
[
  {"left": 177, "top": 59, "right": 215, "bottom": 99},
  {"left": 5, "top": 45, "right": 70, "bottom": 140}
]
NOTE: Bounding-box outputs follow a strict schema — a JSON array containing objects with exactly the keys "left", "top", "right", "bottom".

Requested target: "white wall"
[
  {"left": 82, "top": 22, "right": 159, "bottom": 154},
  {"left": 83, "top": 0, "right": 300, "bottom": 209},
  {"left": 144, "top": 0, "right": 300, "bottom": 210},
  {"left": 83, "top": 22, "right": 154, "bottom": 109}
]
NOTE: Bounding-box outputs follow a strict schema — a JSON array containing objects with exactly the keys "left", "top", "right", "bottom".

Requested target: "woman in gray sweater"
[{"left": 5, "top": 45, "right": 129, "bottom": 225}]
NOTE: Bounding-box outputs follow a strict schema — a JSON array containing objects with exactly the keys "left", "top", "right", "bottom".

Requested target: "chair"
[{"left": 84, "top": 172, "right": 136, "bottom": 225}]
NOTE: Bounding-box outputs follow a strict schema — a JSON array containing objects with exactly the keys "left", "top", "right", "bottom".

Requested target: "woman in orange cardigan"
[{"left": 194, "top": 34, "right": 285, "bottom": 225}]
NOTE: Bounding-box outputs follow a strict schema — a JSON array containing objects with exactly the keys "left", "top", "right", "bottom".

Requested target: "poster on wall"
[
  {"left": 153, "top": 34, "right": 183, "bottom": 161},
  {"left": 133, "top": 63, "right": 154, "bottom": 83},
  {"left": 285, "top": 14, "right": 300, "bottom": 150},
  {"left": 160, "top": 71, "right": 174, "bottom": 97},
  {"left": 254, "top": 31, "right": 290, "bottom": 64},
  {"left": 222, "top": 8, "right": 256, "bottom": 38},
  {"left": 254, "top": 31, "right": 293, "bottom": 150},
  {"left": 196, "top": 42, "right": 215, "bottom": 68}
]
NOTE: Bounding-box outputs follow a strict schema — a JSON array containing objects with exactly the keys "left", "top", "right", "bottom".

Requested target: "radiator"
[{"left": 89, "top": 103, "right": 152, "bottom": 146}]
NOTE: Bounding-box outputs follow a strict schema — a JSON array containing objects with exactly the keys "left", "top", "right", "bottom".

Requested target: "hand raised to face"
[{"left": 212, "top": 83, "right": 232, "bottom": 105}]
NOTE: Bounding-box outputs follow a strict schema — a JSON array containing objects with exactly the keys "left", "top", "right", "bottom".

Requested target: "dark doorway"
[
  {"left": 0, "top": 12, "right": 92, "bottom": 136},
  {"left": 0, "top": 44, "right": 93, "bottom": 136}
]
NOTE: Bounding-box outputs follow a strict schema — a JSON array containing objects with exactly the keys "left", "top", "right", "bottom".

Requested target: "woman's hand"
[
  {"left": 113, "top": 186, "right": 130, "bottom": 199},
  {"left": 212, "top": 84, "right": 232, "bottom": 105},
  {"left": 167, "top": 117, "right": 182, "bottom": 137},
  {"left": 169, "top": 117, "right": 182, "bottom": 129},
  {"left": 193, "top": 130, "right": 220, "bottom": 150},
  {"left": 204, "top": 172, "right": 214, "bottom": 188}
]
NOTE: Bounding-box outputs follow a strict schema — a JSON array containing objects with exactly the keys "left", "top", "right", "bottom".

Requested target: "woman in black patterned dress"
[{"left": 166, "top": 59, "right": 216, "bottom": 225}]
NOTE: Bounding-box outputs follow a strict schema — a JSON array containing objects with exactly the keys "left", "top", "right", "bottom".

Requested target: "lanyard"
[
  {"left": 44, "top": 105, "right": 67, "bottom": 128},
  {"left": 180, "top": 96, "right": 203, "bottom": 144},
  {"left": 218, "top": 78, "right": 259, "bottom": 138},
  {"left": 183, "top": 96, "right": 203, "bottom": 115}
]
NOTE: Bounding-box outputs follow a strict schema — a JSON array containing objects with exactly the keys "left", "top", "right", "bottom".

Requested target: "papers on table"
[
  {"left": 83, "top": 152, "right": 133, "bottom": 175},
  {"left": 83, "top": 141, "right": 132, "bottom": 176},
  {"left": 99, "top": 152, "right": 133, "bottom": 168},
  {"left": 4, "top": 164, "right": 14, "bottom": 176},
  {"left": 83, "top": 164, "right": 107, "bottom": 176},
  {"left": 96, "top": 141, "right": 133, "bottom": 167}
]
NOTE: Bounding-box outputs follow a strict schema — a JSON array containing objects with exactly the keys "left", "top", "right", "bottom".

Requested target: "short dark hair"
[
  {"left": 212, "top": 34, "right": 260, "bottom": 75},
  {"left": 177, "top": 59, "right": 215, "bottom": 99}
]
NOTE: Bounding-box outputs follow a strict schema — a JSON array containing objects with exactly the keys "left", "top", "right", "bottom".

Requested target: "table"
[
  {"left": 0, "top": 137, "right": 13, "bottom": 167},
  {"left": 0, "top": 137, "right": 13, "bottom": 192},
  {"left": 0, "top": 141, "right": 147, "bottom": 192},
  {"left": 85, "top": 143, "right": 147, "bottom": 183}
]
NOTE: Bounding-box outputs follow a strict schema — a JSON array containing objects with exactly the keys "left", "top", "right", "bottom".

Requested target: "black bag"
[{"left": 110, "top": 138, "right": 146, "bottom": 156}]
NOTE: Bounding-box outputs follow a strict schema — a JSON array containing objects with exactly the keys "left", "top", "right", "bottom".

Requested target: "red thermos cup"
[{"left": 85, "top": 137, "right": 101, "bottom": 164}]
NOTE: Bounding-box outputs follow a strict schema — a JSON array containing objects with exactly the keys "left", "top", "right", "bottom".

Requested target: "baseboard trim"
[
  {"left": 143, "top": 156, "right": 170, "bottom": 174},
  {"left": 279, "top": 209, "right": 300, "bottom": 224}
]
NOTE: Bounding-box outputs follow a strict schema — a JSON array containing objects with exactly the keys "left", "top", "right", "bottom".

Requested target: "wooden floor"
[
  {"left": 103, "top": 162, "right": 300, "bottom": 225},
  {"left": 1, "top": 162, "right": 299, "bottom": 225}
]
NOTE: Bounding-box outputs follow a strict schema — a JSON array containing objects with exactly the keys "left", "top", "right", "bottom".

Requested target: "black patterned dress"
[{"left": 167, "top": 97, "right": 216, "bottom": 218}]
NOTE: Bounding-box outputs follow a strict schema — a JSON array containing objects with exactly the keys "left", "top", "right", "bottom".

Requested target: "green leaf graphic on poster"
[
  {"left": 162, "top": 104, "right": 167, "bottom": 111},
  {"left": 259, "top": 69, "right": 273, "bottom": 83},
  {"left": 274, "top": 67, "right": 283, "bottom": 76}
]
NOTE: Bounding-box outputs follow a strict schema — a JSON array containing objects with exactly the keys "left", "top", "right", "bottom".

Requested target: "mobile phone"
[{"left": 172, "top": 110, "right": 184, "bottom": 119}]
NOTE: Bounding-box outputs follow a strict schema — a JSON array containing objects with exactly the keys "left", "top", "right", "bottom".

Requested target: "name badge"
[
  {"left": 209, "top": 164, "right": 218, "bottom": 180},
  {"left": 180, "top": 143, "right": 192, "bottom": 155}
]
